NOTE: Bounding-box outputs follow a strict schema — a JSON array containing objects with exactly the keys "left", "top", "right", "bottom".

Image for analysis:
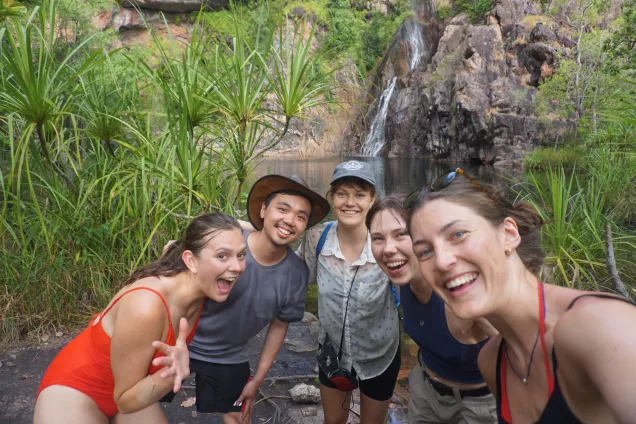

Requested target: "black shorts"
[
  {"left": 190, "top": 358, "right": 251, "bottom": 414},
  {"left": 318, "top": 345, "right": 401, "bottom": 401}
]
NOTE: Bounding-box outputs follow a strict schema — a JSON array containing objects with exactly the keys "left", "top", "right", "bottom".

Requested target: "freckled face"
[
  {"left": 370, "top": 210, "right": 419, "bottom": 286},
  {"left": 331, "top": 184, "right": 375, "bottom": 229},
  {"left": 409, "top": 199, "right": 509, "bottom": 320}
]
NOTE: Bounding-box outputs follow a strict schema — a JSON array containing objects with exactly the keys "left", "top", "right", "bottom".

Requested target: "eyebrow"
[
  {"left": 411, "top": 220, "right": 462, "bottom": 247},
  {"left": 215, "top": 244, "right": 247, "bottom": 252},
  {"left": 276, "top": 201, "right": 310, "bottom": 217},
  {"left": 441, "top": 220, "right": 462, "bottom": 233}
]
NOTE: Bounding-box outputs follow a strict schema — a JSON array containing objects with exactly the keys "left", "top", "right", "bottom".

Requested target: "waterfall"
[
  {"left": 360, "top": 77, "right": 397, "bottom": 157},
  {"left": 403, "top": 17, "right": 426, "bottom": 71},
  {"left": 359, "top": 9, "right": 428, "bottom": 157}
]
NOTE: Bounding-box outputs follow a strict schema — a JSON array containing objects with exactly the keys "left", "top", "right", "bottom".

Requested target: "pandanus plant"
[{"left": 0, "top": 0, "right": 104, "bottom": 191}]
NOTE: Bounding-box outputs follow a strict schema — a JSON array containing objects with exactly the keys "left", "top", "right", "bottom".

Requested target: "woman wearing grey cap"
[{"left": 297, "top": 160, "right": 400, "bottom": 424}]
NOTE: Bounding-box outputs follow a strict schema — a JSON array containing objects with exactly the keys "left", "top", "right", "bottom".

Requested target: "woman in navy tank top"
[
  {"left": 366, "top": 197, "right": 498, "bottom": 424},
  {"left": 407, "top": 168, "right": 636, "bottom": 424}
]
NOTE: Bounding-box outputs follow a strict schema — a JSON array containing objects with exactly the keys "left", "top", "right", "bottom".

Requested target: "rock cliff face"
[
  {"left": 348, "top": 0, "right": 576, "bottom": 165},
  {"left": 119, "top": 0, "right": 228, "bottom": 13}
]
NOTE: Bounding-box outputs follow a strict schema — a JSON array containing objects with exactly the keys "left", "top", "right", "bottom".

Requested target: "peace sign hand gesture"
[{"left": 151, "top": 317, "right": 190, "bottom": 393}]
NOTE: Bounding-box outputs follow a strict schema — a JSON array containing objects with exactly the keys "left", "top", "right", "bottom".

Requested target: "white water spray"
[{"left": 361, "top": 77, "right": 397, "bottom": 157}]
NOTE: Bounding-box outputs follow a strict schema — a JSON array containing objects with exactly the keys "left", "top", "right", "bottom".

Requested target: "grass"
[
  {"left": 0, "top": 1, "right": 337, "bottom": 343},
  {"left": 524, "top": 145, "right": 586, "bottom": 169},
  {"left": 521, "top": 165, "right": 636, "bottom": 292}
]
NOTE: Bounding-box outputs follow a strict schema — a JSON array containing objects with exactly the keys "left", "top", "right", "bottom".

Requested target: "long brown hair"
[
  {"left": 408, "top": 177, "right": 545, "bottom": 275},
  {"left": 123, "top": 213, "right": 241, "bottom": 285}
]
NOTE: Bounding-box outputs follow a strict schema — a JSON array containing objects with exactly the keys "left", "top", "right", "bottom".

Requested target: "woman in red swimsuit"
[
  {"left": 35, "top": 212, "right": 247, "bottom": 424},
  {"left": 406, "top": 169, "right": 636, "bottom": 423}
]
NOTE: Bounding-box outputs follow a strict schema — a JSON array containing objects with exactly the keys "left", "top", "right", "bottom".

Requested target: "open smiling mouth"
[
  {"left": 277, "top": 226, "right": 294, "bottom": 236},
  {"left": 217, "top": 277, "right": 237, "bottom": 292},
  {"left": 446, "top": 273, "right": 479, "bottom": 292},
  {"left": 386, "top": 260, "right": 407, "bottom": 274}
]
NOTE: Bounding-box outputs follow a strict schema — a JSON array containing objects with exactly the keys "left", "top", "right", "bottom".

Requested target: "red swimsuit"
[{"left": 37, "top": 287, "right": 202, "bottom": 417}]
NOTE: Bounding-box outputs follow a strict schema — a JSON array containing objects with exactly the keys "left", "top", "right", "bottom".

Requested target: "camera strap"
[{"left": 337, "top": 266, "right": 360, "bottom": 364}]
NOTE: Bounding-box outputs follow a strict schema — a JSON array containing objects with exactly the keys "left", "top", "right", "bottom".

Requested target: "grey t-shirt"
[{"left": 188, "top": 231, "right": 309, "bottom": 364}]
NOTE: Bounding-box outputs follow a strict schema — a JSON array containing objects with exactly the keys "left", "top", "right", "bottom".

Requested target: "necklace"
[{"left": 504, "top": 283, "right": 546, "bottom": 384}]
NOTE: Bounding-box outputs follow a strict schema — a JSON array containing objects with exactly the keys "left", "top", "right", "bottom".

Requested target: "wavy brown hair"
[
  {"left": 123, "top": 213, "right": 241, "bottom": 285},
  {"left": 408, "top": 177, "right": 545, "bottom": 275}
]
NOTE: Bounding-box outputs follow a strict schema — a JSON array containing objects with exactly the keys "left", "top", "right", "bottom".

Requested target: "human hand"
[
  {"left": 234, "top": 377, "right": 258, "bottom": 421},
  {"left": 151, "top": 317, "right": 190, "bottom": 393}
]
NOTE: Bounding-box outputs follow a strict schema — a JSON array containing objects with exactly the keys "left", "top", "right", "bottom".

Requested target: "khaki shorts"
[{"left": 407, "top": 364, "right": 497, "bottom": 424}]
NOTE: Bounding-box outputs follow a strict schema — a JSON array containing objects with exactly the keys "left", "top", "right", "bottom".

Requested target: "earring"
[{"left": 505, "top": 249, "right": 512, "bottom": 256}]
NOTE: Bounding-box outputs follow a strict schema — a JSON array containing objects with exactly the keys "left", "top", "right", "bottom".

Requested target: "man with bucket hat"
[{"left": 186, "top": 174, "right": 330, "bottom": 424}]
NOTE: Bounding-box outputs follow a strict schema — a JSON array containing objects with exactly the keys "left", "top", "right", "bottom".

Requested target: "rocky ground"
[{"left": 0, "top": 314, "right": 409, "bottom": 424}]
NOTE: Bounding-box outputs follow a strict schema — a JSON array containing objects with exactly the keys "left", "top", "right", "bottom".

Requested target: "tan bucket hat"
[{"left": 247, "top": 174, "right": 330, "bottom": 231}]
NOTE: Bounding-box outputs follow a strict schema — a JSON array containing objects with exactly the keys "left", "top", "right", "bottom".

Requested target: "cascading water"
[
  {"left": 403, "top": 17, "right": 426, "bottom": 71},
  {"left": 360, "top": 77, "right": 397, "bottom": 157},
  {"left": 360, "top": 13, "right": 427, "bottom": 157}
]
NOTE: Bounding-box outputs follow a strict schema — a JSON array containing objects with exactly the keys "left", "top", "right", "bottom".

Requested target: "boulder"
[{"left": 289, "top": 383, "right": 321, "bottom": 404}]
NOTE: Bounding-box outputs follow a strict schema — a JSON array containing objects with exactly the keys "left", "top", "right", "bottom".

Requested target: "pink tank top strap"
[{"left": 98, "top": 287, "right": 172, "bottom": 327}]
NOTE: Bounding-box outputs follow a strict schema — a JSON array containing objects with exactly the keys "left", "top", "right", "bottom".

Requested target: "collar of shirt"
[{"left": 319, "top": 221, "right": 377, "bottom": 266}]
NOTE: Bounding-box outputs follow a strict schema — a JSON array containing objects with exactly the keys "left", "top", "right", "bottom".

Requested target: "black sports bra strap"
[{"left": 567, "top": 293, "right": 636, "bottom": 311}]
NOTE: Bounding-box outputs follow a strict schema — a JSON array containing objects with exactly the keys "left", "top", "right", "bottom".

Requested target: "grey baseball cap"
[{"left": 330, "top": 160, "right": 376, "bottom": 187}]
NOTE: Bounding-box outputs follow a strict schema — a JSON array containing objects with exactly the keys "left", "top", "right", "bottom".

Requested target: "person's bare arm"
[
  {"left": 110, "top": 292, "right": 182, "bottom": 414},
  {"left": 237, "top": 219, "right": 255, "bottom": 231},
  {"left": 555, "top": 299, "right": 636, "bottom": 423},
  {"left": 234, "top": 318, "right": 289, "bottom": 421}
]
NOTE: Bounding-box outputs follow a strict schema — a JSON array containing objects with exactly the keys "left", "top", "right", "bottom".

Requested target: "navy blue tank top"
[{"left": 401, "top": 284, "right": 488, "bottom": 384}]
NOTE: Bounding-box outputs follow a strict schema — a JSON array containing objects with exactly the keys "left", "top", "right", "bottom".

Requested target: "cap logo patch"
[{"left": 343, "top": 161, "right": 363, "bottom": 171}]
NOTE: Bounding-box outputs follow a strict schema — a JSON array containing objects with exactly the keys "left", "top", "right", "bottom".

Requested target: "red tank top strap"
[
  {"left": 498, "top": 283, "right": 553, "bottom": 424},
  {"left": 500, "top": 347, "right": 512, "bottom": 423},
  {"left": 99, "top": 287, "right": 172, "bottom": 329}
]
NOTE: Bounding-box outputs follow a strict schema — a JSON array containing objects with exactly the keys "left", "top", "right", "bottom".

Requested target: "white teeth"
[
  {"left": 446, "top": 273, "right": 478, "bottom": 290},
  {"left": 220, "top": 277, "right": 237, "bottom": 282},
  {"left": 386, "top": 261, "right": 406, "bottom": 268},
  {"left": 343, "top": 211, "right": 358, "bottom": 215},
  {"left": 278, "top": 227, "right": 291, "bottom": 235}
]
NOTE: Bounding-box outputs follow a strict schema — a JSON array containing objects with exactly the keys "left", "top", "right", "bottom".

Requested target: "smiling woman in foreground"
[
  {"left": 35, "top": 213, "right": 247, "bottom": 424},
  {"left": 407, "top": 169, "right": 636, "bottom": 423},
  {"left": 366, "top": 196, "right": 498, "bottom": 424}
]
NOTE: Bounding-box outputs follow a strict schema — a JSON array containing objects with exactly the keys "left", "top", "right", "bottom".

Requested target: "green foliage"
[
  {"left": 0, "top": 0, "right": 26, "bottom": 21},
  {"left": 435, "top": 6, "right": 454, "bottom": 20},
  {"left": 324, "top": 0, "right": 362, "bottom": 57},
  {"left": 523, "top": 166, "right": 636, "bottom": 291},
  {"left": 283, "top": 1, "right": 330, "bottom": 25},
  {"left": 0, "top": 1, "right": 337, "bottom": 340},
  {"left": 603, "top": 0, "right": 636, "bottom": 74},
  {"left": 320, "top": 0, "right": 410, "bottom": 75},
  {"left": 524, "top": 145, "right": 585, "bottom": 169},
  {"left": 453, "top": 0, "right": 494, "bottom": 23}
]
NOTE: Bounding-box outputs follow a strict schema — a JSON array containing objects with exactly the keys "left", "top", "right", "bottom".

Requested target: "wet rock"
[
  {"left": 287, "top": 404, "right": 325, "bottom": 424},
  {"left": 302, "top": 312, "right": 318, "bottom": 323},
  {"left": 302, "top": 406, "right": 318, "bottom": 416},
  {"left": 530, "top": 22, "right": 556, "bottom": 44},
  {"left": 309, "top": 321, "right": 320, "bottom": 344},
  {"left": 284, "top": 339, "right": 317, "bottom": 353},
  {"left": 289, "top": 383, "right": 321, "bottom": 404}
]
